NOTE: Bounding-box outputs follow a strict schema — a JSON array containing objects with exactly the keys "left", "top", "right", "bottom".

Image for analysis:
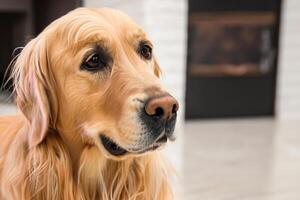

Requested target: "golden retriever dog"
[{"left": 0, "top": 8, "right": 178, "bottom": 200}]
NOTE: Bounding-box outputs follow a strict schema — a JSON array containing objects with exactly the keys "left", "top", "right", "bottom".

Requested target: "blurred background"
[{"left": 0, "top": 0, "right": 300, "bottom": 199}]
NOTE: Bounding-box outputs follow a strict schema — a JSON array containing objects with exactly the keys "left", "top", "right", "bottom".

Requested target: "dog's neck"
[
  {"left": 59, "top": 129, "right": 85, "bottom": 176},
  {"left": 57, "top": 129, "right": 174, "bottom": 199}
]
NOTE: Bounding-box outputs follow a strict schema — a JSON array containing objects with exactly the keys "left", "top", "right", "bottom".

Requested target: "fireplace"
[{"left": 185, "top": 0, "right": 282, "bottom": 119}]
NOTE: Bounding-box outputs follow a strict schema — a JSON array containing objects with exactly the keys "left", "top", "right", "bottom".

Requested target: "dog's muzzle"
[{"left": 100, "top": 94, "right": 178, "bottom": 157}]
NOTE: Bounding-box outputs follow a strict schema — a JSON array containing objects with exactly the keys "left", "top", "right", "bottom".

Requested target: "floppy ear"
[
  {"left": 153, "top": 57, "right": 162, "bottom": 78},
  {"left": 12, "top": 36, "right": 58, "bottom": 147}
]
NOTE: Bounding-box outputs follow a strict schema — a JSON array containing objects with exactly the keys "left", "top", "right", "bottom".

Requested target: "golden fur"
[{"left": 0, "top": 8, "right": 176, "bottom": 200}]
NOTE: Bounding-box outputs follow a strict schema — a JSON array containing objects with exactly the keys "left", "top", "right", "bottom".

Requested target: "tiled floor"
[
  {"left": 1, "top": 103, "right": 300, "bottom": 200},
  {"left": 183, "top": 118, "right": 300, "bottom": 200}
]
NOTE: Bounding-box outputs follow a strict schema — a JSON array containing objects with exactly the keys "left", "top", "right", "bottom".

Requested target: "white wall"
[
  {"left": 277, "top": 0, "right": 300, "bottom": 119},
  {"left": 83, "top": 0, "right": 188, "bottom": 121}
]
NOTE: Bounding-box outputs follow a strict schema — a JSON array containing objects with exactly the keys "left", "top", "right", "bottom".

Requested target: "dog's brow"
[{"left": 68, "top": 36, "right": 113, "bottom": 55}]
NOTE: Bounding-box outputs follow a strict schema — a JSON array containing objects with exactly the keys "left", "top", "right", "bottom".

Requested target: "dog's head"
[{"left": 13, "top": 8, "right": 178, "bottom": 159}]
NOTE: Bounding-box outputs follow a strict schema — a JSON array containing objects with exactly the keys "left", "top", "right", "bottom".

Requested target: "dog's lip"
[
  {"left": 125, "top": 134, "right": 169, "bottom": 154},
  {"left": 100, "top": 135, "right": 127, "bottom": 156},
  {"left": 100, "top": 135, "right": 166, "bottom": 156},
  {"left": 130, "top": 142, "right": 164, "bottom": 154}
]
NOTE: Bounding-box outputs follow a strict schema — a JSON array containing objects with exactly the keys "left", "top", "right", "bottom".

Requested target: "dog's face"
[
  {"left": 49, "top": 8, "right": 179, "bottom": 158},
  {"left": 15, "top": 8, "right": 178, "bottom": 159}
]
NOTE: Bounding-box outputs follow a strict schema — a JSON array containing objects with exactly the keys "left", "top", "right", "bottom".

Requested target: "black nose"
[{"left": 144, "top": 94, "right": 178, "bottom": 121}]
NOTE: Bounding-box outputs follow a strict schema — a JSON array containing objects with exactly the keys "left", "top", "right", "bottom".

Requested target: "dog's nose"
[{"left": 145, "top": 95, "right": 179, "bottom": 120}]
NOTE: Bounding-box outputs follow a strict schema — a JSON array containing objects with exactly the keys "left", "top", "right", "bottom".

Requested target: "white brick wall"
[
  {"left": 83, "top": 0, "right": 187, "bottom": 121},
  {"left": 277, "top": 0, "right": 300, "bottom": 119}
]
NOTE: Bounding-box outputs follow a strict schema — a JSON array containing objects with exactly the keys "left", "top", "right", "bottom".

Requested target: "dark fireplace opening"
[{"left": 186, "top": 0, "right": 282, "bottom": 119}]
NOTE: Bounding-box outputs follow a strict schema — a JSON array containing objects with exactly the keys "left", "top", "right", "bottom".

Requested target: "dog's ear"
[
  {"left": 12, "top": 36, "right": 58, "bottom": 147},
  {"left": 153, "top": 57, "right": 161, "bottom": 78}
]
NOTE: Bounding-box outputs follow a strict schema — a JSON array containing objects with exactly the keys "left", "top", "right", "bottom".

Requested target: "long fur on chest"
[{"left": 0, "top": 130, "right": 173, "bottom": 200}]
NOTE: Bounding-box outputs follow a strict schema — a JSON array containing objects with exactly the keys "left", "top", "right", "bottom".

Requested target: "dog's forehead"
[{"left": 54, "top": 8, "right": 149, "bottom": 48}]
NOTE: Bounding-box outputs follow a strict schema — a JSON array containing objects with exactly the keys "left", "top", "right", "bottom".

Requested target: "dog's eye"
[
  {"left": 82, "top": 53, "right": 107, "bottom": 71},
  {"left": 139, "top": 43, "right": 152, "bottom": 60}
]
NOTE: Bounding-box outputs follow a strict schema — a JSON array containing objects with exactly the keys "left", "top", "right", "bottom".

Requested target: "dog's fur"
[{"left": 0, "top": 8, "right": 176, "bottom": 200}]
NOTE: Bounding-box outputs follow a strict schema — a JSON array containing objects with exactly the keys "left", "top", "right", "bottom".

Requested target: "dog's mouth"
[
  {"left": 100, "top": 135, "right": 127, "bottom": 156},
  {"left": 100, "top": 135, "right": 168, "bottom": 156}
]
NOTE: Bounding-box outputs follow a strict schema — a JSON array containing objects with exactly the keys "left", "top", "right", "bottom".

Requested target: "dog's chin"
[{"left": 100, "top": 135, "right": 166, "bottom": 157}]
